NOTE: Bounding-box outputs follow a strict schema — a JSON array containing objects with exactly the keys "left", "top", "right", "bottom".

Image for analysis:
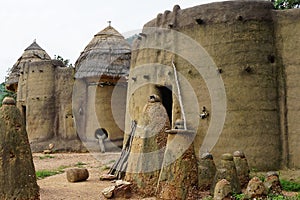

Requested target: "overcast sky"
[{"left": 0, "top": 0, "right": 225, "bottom": 83}]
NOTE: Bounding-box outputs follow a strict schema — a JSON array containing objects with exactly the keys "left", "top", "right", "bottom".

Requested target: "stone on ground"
[
  {"left": 198, "top": 152, "right": 216, "bottom": 191},
  {"left": 102, "top": 180, "right": 132, "bottom": 199},
  {"left": 100, "top": 174, "right": 117, "bottom": 181},
  {"left": 264, "top": 171, "right": 282, "bottom": 195},
  {"left": 212, "top": 153, "right": 241, "bottom": 194},
  {"left": 102, "top": 186, "right": 115, "bottom": 199},
  {"left": 244, "top": 176, "right": 267, "bottom": 199},
  {"left": 213, "top": 179, "right": 232, "bottom": 200},
  {"left": 233, "top": 150, "right": 250, "bottom": 188}
]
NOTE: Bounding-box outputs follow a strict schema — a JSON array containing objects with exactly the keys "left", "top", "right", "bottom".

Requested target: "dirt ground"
[
  {"left": 33, "top": 152, "right": 299, "bottom": 200},
  {"left": 33, "top": 152, "right": 145, "bottom": 200}
]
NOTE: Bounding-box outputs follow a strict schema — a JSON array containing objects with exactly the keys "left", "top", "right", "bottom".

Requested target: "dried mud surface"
[
  {"left": 33, "top": 152, "right": 145, "bottom": 200},
  {"left": 33, "top": 153, "right": 299, "bottom": 200}
]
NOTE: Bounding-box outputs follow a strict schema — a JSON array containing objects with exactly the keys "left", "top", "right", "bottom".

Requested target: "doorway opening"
[
  {"left": 22, "top": 105, "right": 26, "bottom": 125},
  {"left": 95, "top": 128, "right": 109, "bottom": 139},
  {"left": 156, "top": 85, "right": 173, "bottom": 125}
]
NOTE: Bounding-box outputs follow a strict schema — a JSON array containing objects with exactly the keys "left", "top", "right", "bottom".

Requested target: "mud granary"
[
  {"left": 5, "top": 25, "right": 131, "bottom": 152},
  {"left": 125, "top": 0, "right": 300, "bottom": 171},
  {"left": 73, "top": 24, "right": 130, "bottom": 149},
  {"left": 5, "top": 41, "right": 78, "bottom": 152}
]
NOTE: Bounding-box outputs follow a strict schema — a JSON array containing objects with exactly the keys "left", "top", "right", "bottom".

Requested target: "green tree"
[
  {"left": 54, "top": 55, "right": 72, "bottom": 67},
  {"left": 126, "top": 34, "right": 138, "bottom": 45},
  {"left": 274, "top": 0, "right": 300, "bottom": 9}
]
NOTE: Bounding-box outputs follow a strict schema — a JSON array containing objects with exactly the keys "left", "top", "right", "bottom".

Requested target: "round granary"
[{"left": 127, "top": 0, "right": 287, "bottom": 170}]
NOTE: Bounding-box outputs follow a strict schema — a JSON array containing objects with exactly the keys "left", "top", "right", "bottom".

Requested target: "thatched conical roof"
[
  {"left": 75, "top": 25, "right": 131, "bottom": 79},
  {"left": 6, "top": 40, "right": 51, "bottom": 85}
]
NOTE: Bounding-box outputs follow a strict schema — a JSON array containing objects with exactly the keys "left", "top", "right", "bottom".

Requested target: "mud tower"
[
  {"left": 74, "top": 24, "right": 131, "bottom": 150},
  {"left": 6, "top": 41, "right": 78, "bottom": 152},
  {"left": 125, "top": 1, "right": 300, "bottom": 170}
]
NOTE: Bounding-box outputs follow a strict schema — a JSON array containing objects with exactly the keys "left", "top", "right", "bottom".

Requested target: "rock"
[
  {"left": 43, "top": 149, "right": 52, "bottom": 154},
  {"left": 102, "top": 186, "right": 115, "bottom": 199},
  {"left": 100, "top": 174, "right": 117, "bottom": 181},
  {"left": 116, "top": 180, "right": 131, "bottom": 186},
  {"left": 212, "top": 153, "right": 241, "bottom": 194},
  {"left": 48, "top": 143, "right": 55, "bottom": 150},
  {"left": 101, "top": 181, "right": 132, "bottom": 199},
  {"left": 0, "top": 98, "right": 40, "bottom": 200},
  {"left": 264, "top": 171, "right": 282, "bottom": 195},
  {"left": 266, "top": 171, "right": 279, "bottom": 177},
  {"left": 213, "top": 179, "right": 232, "bottom": 200},
  {"left": 198, "top": 152, "right": 216, "bottom": 191},
  {"left": 221, "top": 153, "right": 233, "bottom": 161},
  {"left": 202, "top": 152, "right": 214, "bottom": 159},
  {"left": 244, "top": 177, "right": 267, "bottom": 199},
  {"left": 2, "top": 96, "right": 16, "bottom": 105},
  {"left": 114, "top": 183, "right": 132, "bottom": 199},
  {"left": 66, "top": 168, "right": 89, "bottom": 182},
  {"left": 233, "top": 151, "right": 250, "bottom": 188}
]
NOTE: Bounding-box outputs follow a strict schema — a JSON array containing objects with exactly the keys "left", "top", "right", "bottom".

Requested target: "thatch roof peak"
[
  {"left": 75, "top": 25, "right": 131, "bottom": 80},
  {"left": 20, "top": 40, "right": 51, "bottom": 60},
  {"left": 5, "top": 41, "right": 51, "bottom": 85},
  {"left": 24, "top": 40, "right": 45, "bottom": 51},
  {"left": 95, "top": 25, "right": 124, "bottom": 38}
]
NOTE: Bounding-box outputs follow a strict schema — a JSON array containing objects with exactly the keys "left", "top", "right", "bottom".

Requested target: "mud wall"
[
  {"left": 274, "top": 9, "right": 300, "bottom": 168},
  {"left": 74, "top": 77, "right": 127, "bottom": 147},
  {"left": 95, "top": 83, "right": 127, "bottom": 142},
  {"left": 55, "top": 66, "right": 76, "bottom": 140},
  {"left": 17, "top": 61, "right": 56, "bottom": 141},
  {"left": 72, "top": 79, "right": 88, "bottom": 141},
  {"left": 17, "top": 60, "right": 76, "bottom": 149},
  {"left": 126, "top": 1, "right": 300, "bottom": 170}
]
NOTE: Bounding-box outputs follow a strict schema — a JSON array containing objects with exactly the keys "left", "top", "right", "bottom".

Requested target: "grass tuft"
[
  {"left": 280, "top": 179, "right": 300, "bottom": 192},
  {"left": 39, "top": 155, "right": 55, "bottom": 160},
  {"left": 36, "top": 170, "right": 62, "bottom": 179},
  {"left": 36, "top": 165, "right": 67, "bottom": 179},
  {"left": 74, "top": 161, "right": 87, "bottom": 168}
]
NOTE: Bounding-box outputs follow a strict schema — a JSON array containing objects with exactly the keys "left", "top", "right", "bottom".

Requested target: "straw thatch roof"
[
  {"left": 75, "top": 25, "right": 131, "bottom": 79},
  {"left": 6, "top": 41, "right": 51, "bottom": 85}
]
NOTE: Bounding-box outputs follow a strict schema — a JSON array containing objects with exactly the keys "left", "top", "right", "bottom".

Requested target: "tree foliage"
[
  {"left": 54, "top": 55, "right": 72, "bottom": 67},
  {"left": 126, "top": 34, "right": 138, "bottom": 45},
  {"left": 274, "top": 0, "right": 300, "bottom": 9}
]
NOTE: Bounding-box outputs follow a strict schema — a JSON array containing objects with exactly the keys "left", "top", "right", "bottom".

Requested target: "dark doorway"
[
  {"left": 22, "top": 105, "right": 26, "bottom": 125},
  {"left": 156, "top": 86, "right": 173, "bottom": 125}
]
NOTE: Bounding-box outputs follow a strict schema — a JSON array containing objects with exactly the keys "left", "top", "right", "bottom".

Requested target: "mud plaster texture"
[
  {"left": 125, "top": 0, "right": 300, "bottom": 170},
  {"left": 125, "top": 101, "right": 170, "bottom": 197},
  {"left": 0, "top": 99, "right": 39, "bottom": 200}
]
